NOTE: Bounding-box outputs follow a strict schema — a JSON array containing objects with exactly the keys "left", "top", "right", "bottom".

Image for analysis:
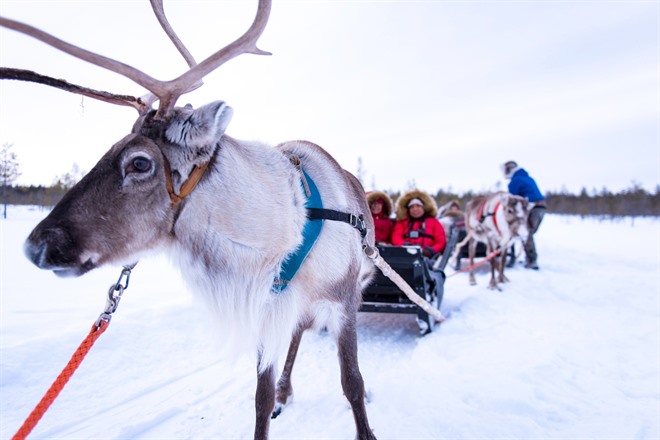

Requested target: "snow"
[{"left": 1, "top": 206, "right": 659, "bottom": 439}]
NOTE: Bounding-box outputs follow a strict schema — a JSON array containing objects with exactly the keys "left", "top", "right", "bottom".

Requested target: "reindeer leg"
[
  {"left": 255, "top": 361, "right": 276, "bottom": 440},
  {"left": 337, "top": 318, "right": 377, "bottom": 440},
  {"left": 487, "top": 244, "right": 499, "bottom": 290},
  {"left": 499, "top": 252, "right": 510, "bottom": 283},
  {"left": 468, "top": 239, "right": 477, "bottom": 286},
  {"left": 488, "top": 262, "right": 498, "bottom": 290},
  {"left": 273, "top": 324, "right": 307, "bottom": 418}
]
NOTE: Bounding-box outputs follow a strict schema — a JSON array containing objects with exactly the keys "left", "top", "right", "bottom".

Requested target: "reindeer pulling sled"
[{"left": 453, "top": 192, "right": 529, "bottom": 290}]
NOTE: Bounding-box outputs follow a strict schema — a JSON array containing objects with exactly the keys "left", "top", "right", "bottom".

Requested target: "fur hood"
[
  {"left": 366, "top": 191, "right": 394, "bottom": 217},
  {"left": 395, "top": 189, "right": 438, "bottom": 221},
  {"left": 438, "top": 199, "right": 464, "bottom": 218}
]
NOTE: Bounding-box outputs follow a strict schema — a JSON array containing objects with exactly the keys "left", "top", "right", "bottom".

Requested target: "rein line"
[{"left": 12, "top": 265, "right": 135, "bottom": 440}]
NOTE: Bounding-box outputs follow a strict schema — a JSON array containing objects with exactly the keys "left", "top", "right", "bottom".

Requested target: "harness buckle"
[{"left": 349, "top": 214, "right": 367, "bottom": 238}]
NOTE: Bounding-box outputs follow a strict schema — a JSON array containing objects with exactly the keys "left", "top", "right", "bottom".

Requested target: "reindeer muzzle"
[{"left": 24, "top": 226, "right": 95, "bottom": 278}]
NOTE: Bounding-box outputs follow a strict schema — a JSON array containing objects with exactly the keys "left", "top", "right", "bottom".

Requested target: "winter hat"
[
  {"left": 408, "top": 198, "right": 424, "bottom": 207},
  {"left": 501, "top": 161, "right": 519, "bottom": 180}
]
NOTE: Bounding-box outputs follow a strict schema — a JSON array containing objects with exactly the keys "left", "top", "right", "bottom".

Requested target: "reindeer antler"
[
  {"left": 0, "top": 68, "right": 151, "bottom": 112},
  {"left": 0, "top": 0, "right": 272, "bottom": 119},
  {"left": 150, "top": 0, "right": 198, "bottom": 69},
  {"left": 152, "top": 0, "right": 272, "bottom": 119},
  {"left": 143, "top": 0, "right": 201, "bottom": 109}
]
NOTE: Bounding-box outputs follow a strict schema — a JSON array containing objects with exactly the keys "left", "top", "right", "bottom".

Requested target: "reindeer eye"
[{"left": 126, "top": 157, "right": 153, "bottom": 175}]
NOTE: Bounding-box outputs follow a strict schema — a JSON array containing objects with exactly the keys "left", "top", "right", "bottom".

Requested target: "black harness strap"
[
  {"left": 404, "top": 231, "right": 434, "bottom": 239},
  {"left": 479, "top": 212, "right": 495, "bottom": 224},
  {"left": 403, "top": 218, "right": 434, "bottom": 240},
  {"left": 307, "top": 208, "right": 367, "bottom": 238}
]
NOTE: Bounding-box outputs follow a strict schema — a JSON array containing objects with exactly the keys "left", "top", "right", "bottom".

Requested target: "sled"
[{"left": 360, "top": 226, "right": 459, "bottom": 334}]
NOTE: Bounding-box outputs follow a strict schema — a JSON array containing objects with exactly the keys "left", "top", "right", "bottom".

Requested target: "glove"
[{"left": 422, "top": 247, "right": 435, "bottom": 258}]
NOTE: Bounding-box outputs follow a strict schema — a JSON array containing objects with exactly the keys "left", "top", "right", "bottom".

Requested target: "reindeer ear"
[
  {"left": 211, "top": 101, "right": 233, "bottom": 134},
  {"left": 165, "top": 100, "right": 233, "bottom": 149}
]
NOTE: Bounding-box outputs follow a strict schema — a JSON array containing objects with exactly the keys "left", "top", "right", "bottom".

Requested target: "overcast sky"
[{"left": 1, "top": 0, "right": 658, "bottom": 195}]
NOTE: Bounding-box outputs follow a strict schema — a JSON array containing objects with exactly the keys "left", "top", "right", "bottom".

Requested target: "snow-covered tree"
[
  {"left": 1, "top": 143, "right": 21, "bottom": 219},
  {"left": 53, "top": 163, "right": 85, "bottom": 191}
]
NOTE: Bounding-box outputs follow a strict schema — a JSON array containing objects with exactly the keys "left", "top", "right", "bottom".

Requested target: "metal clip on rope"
[
  {"left": 13, "top": 263, "right": 138, "bottom": 440},
  {"left": 96, "top": 264, "right": 134, "bottom": 327}
]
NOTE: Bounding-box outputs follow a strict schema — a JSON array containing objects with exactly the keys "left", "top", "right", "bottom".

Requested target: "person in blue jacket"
[{"left": 502, "top": 161, "right": 546, "bottom": 270}]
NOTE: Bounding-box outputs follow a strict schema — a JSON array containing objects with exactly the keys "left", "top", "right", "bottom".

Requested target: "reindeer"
[
  {"left": 455, "top": 192, "right": 529, "bottom": 290},
  {"left": 1, "top": 2, "right": 378, "bottom": 439}
]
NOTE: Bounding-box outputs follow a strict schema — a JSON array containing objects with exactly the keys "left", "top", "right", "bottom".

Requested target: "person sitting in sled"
[
  {"left": 391, "top": 189, "right": 446, "bottom": 258},
  {"left": 367, "top": 190, "right": 394, "bottom": 244},
  {"left": 437, "top": 199, "right": 465, "bottom": 241}
]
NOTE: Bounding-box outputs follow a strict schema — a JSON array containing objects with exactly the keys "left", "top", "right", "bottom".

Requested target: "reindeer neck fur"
[
  {"left": 170, "top": 134, "right": 309, "bottom": 279},
  {"left": 166, "top": 133, "right": 309, "bottom": 366}
]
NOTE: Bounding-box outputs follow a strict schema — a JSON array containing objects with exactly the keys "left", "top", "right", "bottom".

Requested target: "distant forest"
[
  {"left": 3, "top": 182, "right": 659, "bottom": 218},
  {"left": 430, "top": 185, "right": 659, "bottom": 218}
]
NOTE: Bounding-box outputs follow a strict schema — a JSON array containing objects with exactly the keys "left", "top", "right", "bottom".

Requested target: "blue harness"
[
  {"left": 272, "top": 170, "right": 323, "bottom": 293},
  {"left": 272, "top": 165, "right": 367, "bottom": 293}
]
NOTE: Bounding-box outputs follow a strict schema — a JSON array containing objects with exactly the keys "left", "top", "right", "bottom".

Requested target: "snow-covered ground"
[{"left": 1, "top": 206, "right": 658, "bottom": 439}]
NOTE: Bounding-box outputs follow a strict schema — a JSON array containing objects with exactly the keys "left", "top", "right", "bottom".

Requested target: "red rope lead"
[
  {"left": 12, "top": 320, "right": 110, "bottom": 440},
  {"left": 447, "top": 249, "right": 502, "bottom": 277}
]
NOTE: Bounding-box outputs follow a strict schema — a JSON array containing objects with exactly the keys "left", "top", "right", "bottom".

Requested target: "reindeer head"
[
  {"left": 1, "top": 1, "right": 270, "bottom": 277},
  {"left": 23, "top": 102, "right": 234, "bottom": 277},
  {"left": 502, "top": 194, "right": 530, "bottom": 242}
]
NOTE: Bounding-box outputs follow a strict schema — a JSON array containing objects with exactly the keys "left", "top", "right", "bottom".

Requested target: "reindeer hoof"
[{"left": 272, "top": 389, "right": 293, "bottom": 419}]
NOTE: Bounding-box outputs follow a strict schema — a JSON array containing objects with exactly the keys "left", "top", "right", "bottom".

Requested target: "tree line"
[
  {"left": 396, "top": 184, "right": 660, "bottom": 218},
  {"left": 1, "top": 142, "right": 86, "bottom": 217},
  {"left": 4, "top": 182, "right": 658, "bottom": 218},
  {"left": 2, "top": 183, "right": 74, "bottom": 208}
]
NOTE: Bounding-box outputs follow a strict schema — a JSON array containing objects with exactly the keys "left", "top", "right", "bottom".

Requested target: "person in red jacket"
[
  {"left": 367, "top": 190, "right": 394, "bottom": 244},
  {"left": 391, "top": 189, "right": 446, "bottom": 258}
]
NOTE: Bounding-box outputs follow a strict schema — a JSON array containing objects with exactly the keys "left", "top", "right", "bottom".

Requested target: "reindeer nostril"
[
  {"left": 24, "top": 239, "right": 47, "bottom": 268},
  {"left": 24, "top": 226, "right": 75, "bottom": 269}
]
